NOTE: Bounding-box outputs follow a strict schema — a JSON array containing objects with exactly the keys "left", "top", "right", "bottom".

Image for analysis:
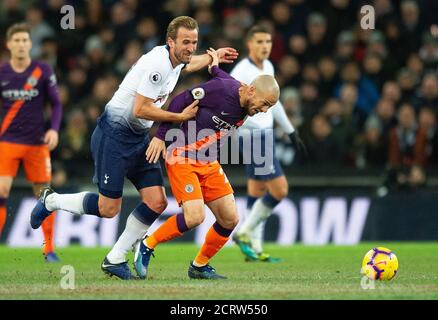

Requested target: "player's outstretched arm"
[
  {"left": 183, "top": 47, "right": 238, "bottom": 73},
  {"left": 133, "top": 93, "right": 198, "bottom": 122}
]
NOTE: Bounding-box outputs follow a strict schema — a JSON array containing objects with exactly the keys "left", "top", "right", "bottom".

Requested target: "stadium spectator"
[
  {"left": 306, "top": 114, "right": 343, "bottom": 166},
  {"left": 413, "top": 73, "right": 438, "bottom": 111},
  {"left": 322, "top": 98, "right": 356, "bottom": 164},
  {"left": 386, "top": 103, "right": 428, "bottom": 189},
  {"left": 381, "top": 19, "right": 405, "bottom": 73},
  {"left": 400, "top": 0, "right": 424, "bottom": 55},
  {"left": 361, "top": 117, "right": 388, "bottom": 168},
  {"left": 334, "top": 62, "right": 380, "bottom": 121},
  {"left": 135, "top": 17, "right": 160, "bottom": 53},
  {"left": 334, "top": 30, "right": 355, "bottom": 66},
  {"left": 66, "top": 67, "right": 89, "bottom": 104},
  {"left": 323, "top": 0, "right": 357, "bottom": 46},
  {"left": 406, "top": 53, "right": 425, "bottom": 80},
  {"left": 26, "top": 6, "right": 55, "bottom": 59},
  {"left": 58, "top": 109, "right": 91, "bottom": 177},
  {"left": 360, "top": 98, "right": 397, "bottom": 167},
  {"left": 305, "top": 13, "right": 329, "bottom": 62},
  {"left": 276, "top": 54, "right": 301, "bottom": 87},
  {"left": 418, "top": 107, "right": 438, "bottom": 164},
  {"left": 288, "top": 34, "right": 307, "bottom": 64},
  {"left": 397, "top": 68, "right": 418, "bottom": 104},
  {"left": 419, "top": 33, "right": 438, "bottom": 69},
  {"left": 362, "top": 52, "right": 385, "bottom": 90},
  {"left": 317, "top": 55, "right": 338, "bottom": 100},
  {"left": 115, "top": 39, "right": 143, "bottom": 76},
  {"left": 110, "top": 2, "right": 137, "bottom": 56},
  {"left": 338, "top": 82, "right": 361, "bottom": 128},
  {"left": 381, "top": 81, "right": 401, "bottom": 106},
  {"left": 300, "top": 81, "right": 320, "bottom": 121}
]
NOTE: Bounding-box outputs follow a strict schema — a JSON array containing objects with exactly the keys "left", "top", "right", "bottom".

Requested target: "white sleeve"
[
  {"left": 136, "top": 61, "right": 168, "bottom": 100},
  {"left": 230, "top": 61, "right": 251, "bottom": 84},
  {"left": 272, "top": 100, "right": 295, "bottom": 134}
]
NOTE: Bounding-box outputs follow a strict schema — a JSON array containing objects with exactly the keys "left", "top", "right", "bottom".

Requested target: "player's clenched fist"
[{"left": 145, "top": 137, "right": 166, "bottom": 164}]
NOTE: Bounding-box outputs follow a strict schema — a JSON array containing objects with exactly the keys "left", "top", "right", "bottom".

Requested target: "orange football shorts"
[
  {"left": 0, "top": 141, "right": 51, "bottom": 183},
  {"left": 165, "top": 159, "right": 233, "bottom": 205}
]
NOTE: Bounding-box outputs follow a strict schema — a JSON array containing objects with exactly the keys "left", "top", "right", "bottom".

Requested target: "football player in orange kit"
[{"left": 0, "top": 23, "right": 62, "bottom": 262}]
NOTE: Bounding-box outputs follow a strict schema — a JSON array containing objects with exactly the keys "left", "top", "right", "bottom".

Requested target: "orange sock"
[
  {"left": 146, "top": 214, "right": 185, "bottom": 249},
  {"left": 0, "top": 206, "right": 6, "bottom": 236},
  {"left": 41, "top": 212, "right": 56, "bottom": 254},
  {"left": 194, "top": 222, "right": 232, "bottom": 266}
]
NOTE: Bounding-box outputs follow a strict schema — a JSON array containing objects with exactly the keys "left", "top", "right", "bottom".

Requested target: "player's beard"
[{"left": 175, "top": 49, "right": 193, "bottom": 64}]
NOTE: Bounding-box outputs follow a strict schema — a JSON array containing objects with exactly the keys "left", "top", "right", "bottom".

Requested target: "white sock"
[
  {"left": 106, "top": 214, "right": 150, "bottom": 264},
  {"left": 251, "top": 221, "right": 265, "bottom": 254},
  {"left": 238, "top": 198, "right": 272, "bottom": 235},
  {"left": 45, "top": 192, "right": 89, "bottom": 215},
  {"left": 192, "top": 260, "right": 206, "bottom": 267}
]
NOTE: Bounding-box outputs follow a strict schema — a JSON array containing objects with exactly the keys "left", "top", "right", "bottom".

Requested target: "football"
[{"left": 361, "top": 247, "right": 398, "bottom": 281}]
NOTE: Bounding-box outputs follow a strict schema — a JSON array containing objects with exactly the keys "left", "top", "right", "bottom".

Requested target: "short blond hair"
[{"left": 166, "top": 16, "right": 198, "bottom": 40}]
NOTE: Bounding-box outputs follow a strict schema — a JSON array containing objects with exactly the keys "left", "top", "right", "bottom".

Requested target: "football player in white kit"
[
  {"left": 231, "top": 25, "right": 306, "bottom": 262},
  {"left": 30, "top": 16, "right": 238, "bottom": 279}
]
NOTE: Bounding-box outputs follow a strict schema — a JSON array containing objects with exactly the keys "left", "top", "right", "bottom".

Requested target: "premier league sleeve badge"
[{"left": 191, "top": 87, "right": 205, "bottom": 100}]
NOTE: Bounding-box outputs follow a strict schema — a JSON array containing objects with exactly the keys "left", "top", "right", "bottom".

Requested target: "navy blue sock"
[
  {"left": 213, "top": 222, "right": 234, "bottom": 237},
  {"left": 0, "top": 198, "right": 6, "bottom": 207},
  {"left": 176, "top": 213, "right": 189, "bottom": 233},
  {"left": 261, "top": 193, "right": 281, "bottom": 209},
  {"left": 247, "top": 195, "right": 258, "bottom": 211},
  {"left": 82, "top": 193, "right": 101, "bottom": 217},
  {"left": 132, "top": 202, "right": 160, "bottom": 226}
]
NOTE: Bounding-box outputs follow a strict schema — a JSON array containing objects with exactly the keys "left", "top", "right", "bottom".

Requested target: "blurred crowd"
[{"left": 1, "top": 0, "right": 438, "bottom": 189}]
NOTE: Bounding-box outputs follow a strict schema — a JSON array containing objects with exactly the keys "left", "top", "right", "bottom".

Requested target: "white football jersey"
[
  {"left": 230, "top": 58, "right": 275, "bottom": 130},
  {"left": 106, "top": 45, "right": 185, "bottom": 133}
]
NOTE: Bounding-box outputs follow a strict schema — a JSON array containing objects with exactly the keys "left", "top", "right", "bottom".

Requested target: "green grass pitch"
[{"left": 1, "top": 243, "right": 437, "bottom": 299}]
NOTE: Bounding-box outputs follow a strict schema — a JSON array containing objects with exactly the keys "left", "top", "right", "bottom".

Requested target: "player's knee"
[
  {"left": 98, "top": 203, "right": 121, "bottom": 218},
  {"left": 270, "top": 186, "right": 288, "bottom": 200},
  {"left": 222, "top": 215, "right": 239, "bottom": 230},
  {"left": 228, "top": 216, "right": 240, "bottom": 230},
  {"left": 185, "top": 210, "right": 205, "bottom": 228},
  {"left": 222, "top": 216, "right": 239, "bottom": 230},
  {"left": 278, "top": 187, "right": 289, "bottom": 199},
  {"left": 148, "top": 198, "right": 168, "bottom": 214},
  {"left": 192, "top": 214, "right": 205, "bottom": 227}
]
